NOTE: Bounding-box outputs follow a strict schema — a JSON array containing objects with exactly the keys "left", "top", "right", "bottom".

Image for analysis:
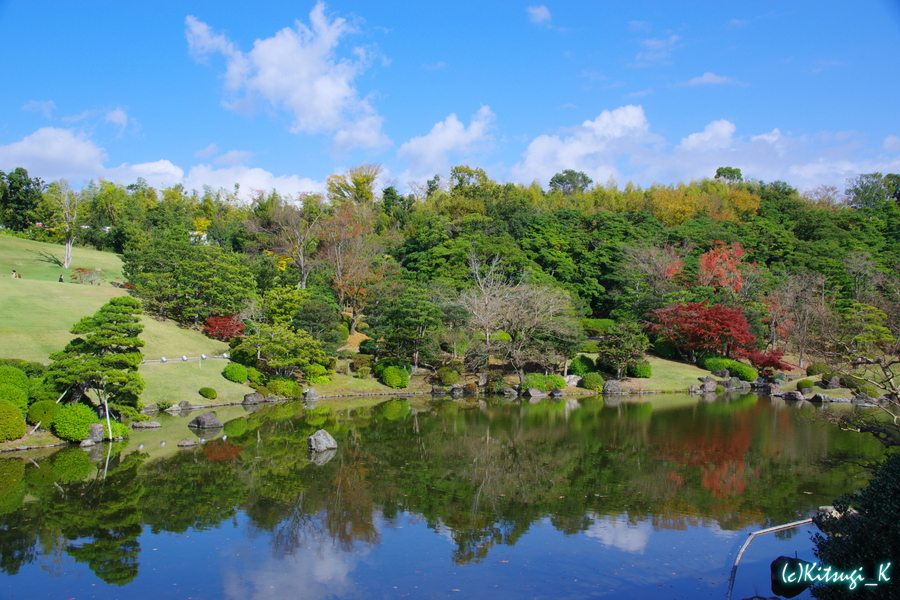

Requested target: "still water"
[{"left": 0, "top": 393, "right": 883, "bottom": 599}]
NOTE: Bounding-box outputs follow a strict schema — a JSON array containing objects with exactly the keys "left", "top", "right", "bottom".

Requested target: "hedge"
[
  {"left": 627, "top": 360, "right": 653, "bottom": 378},
  {"left": 700, "top": 357, "right": 758, "bottom": 382},
  {"left": 523, "top": 374, "right": 567, "bottom": 391},
  {"left": 0, "top": 366, "right": 29, "bottom": 392},
  {"left": 52, "top": 403, "right": 99, "bottom": 442},
  {"left": 0, "top": 384, "right": 28, "bottom": 415},
  {"left": 581, "top": 372, "right": 604, "bottom": 392},
  {"left": 381, "top": 366, "right": 410, "bottom": 389},
  {"left": 435, "top": 367, "right": 460, "bottom": 386},
  {"left": 806, "top": 362, "right": 831, "bottom": 377},
  {"left": 795, "top": 379, "right": 815, "bottom": 391},
  {"left": 569, "top": 355, "right": 596, "bottom": 377}
]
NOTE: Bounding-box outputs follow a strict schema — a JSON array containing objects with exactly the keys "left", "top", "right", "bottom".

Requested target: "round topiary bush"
[
  {"left": 222, "top": 362, "right": 249, "bottom": 384},
  {"left": 581, "top": 372, "right": 604, "bottom": 392},
  {"left": 358, "top": 339, "right": 379, "bottom": 355},
  {"left": 0, "top": 384, "right": 28, "bottom": 415},
  {"left": 199, "top": 387, "right": 218, "bottom": 399},
  {"left": 806, "top": 362, "right": 831, "bottom": 377},
  {"left": 52, "top": 403, "right": 99, "bottom": 442},
  {"left": 356, "top": 366, "right": 370, "bottom": 379},
  {"left": 306, "top": 363, "right": 328, "bottom": 378},
  {"left": 651, "top": 338, "right": 678, "bottom": 360},
  {"left": 0, "top": 400, "right": 25, "bottom": 442},
  {"left": 569, "top": 355, "right": 596, "bottom": 377},
  {"left": 627, "top": 360, "right": 653, "bottom": 378},
  {"left": 246, "top": 366, "right": 265, "bottom": 386},
  {"left": 267, "top": 379, "right": 302, "bottom": 398},
  {"left": 27, "top": 400, "right": 60, "bottom": 426},
  {"left": 701, "top": 357, "right": 732, "bottom": 372},
  {"left": 381, "top": 366, "right": 410, "bottom": 389},
  {"left": 435, "top": 366, "right": 460, "bottom": 386},
  {"left": 795, "top": 379, "right": 815, "bottom": 391},
  {"left": 0, "top": 366, "right": 29, "bottom": 392}
]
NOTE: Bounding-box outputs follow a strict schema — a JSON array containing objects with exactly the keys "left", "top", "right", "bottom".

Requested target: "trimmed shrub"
[
  {"left": 627, "top": 360, "right": 653, "bottom": 378},
  {"left": 306, "top": 363, "right": 327, "bottom": 378},
  {"left": 806, "top": 362, "right": 831, "bottom": 377},
  {"left": 857, "top": 385, "right": 880, "bottom": 399},
  {"left": 728, "top": 362, "right": 758, "bottom": 382},
  {"left": 701, "top": 357, "right": 732, "bottom": 372},
  {"left": 381, "top": 366, "right": 409, "bottom": 389},
  {"left": 569, "top": 355, "right": 596, "bottom": 377},
  {"left": 0, "top": 400, "right": 25, "bottom": 442},
  {"left": 356, "top": 367, "right": 370, "bottom": 379},
  {"left": 267, "top": 379, "right": 302, "bottom": 398},
  {"left": 249, "top": 385, "right": 271, "bottom": 397},
  {"left": 795, "top": 379, "right": 815, "bottom": 391},
  {"left": 222, "top": 362, "right": 249, "bottom": 384},
  {"left": 199, "top": 387, "right": 218, "bottom": 399},
  {"left": 334, "top": 349, "right": 356, "bottom": 359},
  {"left": 374, "top": 358, "right": 410, "bottom": 379},
  {"left": 246, "top": 366, "right": 265, "bottom": 386},
  {"left": 523, "top": 374, "right": 567, "bottom": 391},
  {"left": 103, "top": 421, "right": 130, "bottom": 439},
  {"left": 307, "top": 375, "right": 330, "bottom": 385},
  {"left": 0, "top": 359, "right": 45, "bottom": 378},
  {"left": 27, "top": 400, "right": 60, "bottom": 426},
  {"left": 351, "top": 353, "right": 374, "bottom": 372},
  {"left": 581, "top": 372, "right": 604, "bottom": 392},
  {"left": 435, "top": 367, "right": 460, "bottom": 386},
  {"left": 52, "top": 403, "right": 99, "bottom": 442},
  {"left": 0, "top": 384, "right": 27, "bottom": 414},
  {"left": 0, "top": 366, "right": 28, "bottom": 392}
]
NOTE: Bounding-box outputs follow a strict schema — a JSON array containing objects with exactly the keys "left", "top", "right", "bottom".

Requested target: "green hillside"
[{"left": 0, "top": 235, "right": 249, "bottom": 406}]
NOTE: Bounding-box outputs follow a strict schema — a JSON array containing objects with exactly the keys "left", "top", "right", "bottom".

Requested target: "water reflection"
[{"left": 0, "top": 393, "right": 884, "bottom": 598}]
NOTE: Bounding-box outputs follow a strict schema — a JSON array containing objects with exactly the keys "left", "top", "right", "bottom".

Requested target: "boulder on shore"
[{"left": 188, "top": 412, "right": 223, "bottom": 429}]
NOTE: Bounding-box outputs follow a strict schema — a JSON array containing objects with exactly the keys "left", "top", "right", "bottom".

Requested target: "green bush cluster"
[
  {"left": 806, "top": 362, "right": 831, "bottom": 377},
  {"left": 579, "top": 341, "right": 600, "bottom": 353},
  {"left": 381, "top": 366, "right": 410, "bottom": 389},
  {"left": 352, "top": 353, "right": 374, "bottom": 372},
  {"left": 627, "top": 360, "right": 653, "bottom": 378},
  {"left": 700, "top": 357, "right": 758, "bottom": 382},
  {"left": 246, "top": 366, "right": 265, "bottom": 386},
  {"left": 306, "top": 363, "right": 328, "bottom": 378},
  {"left": 374, "top": 358, "right": 410, "bottom": 379},
  {"left": 52, "top": 403, "right": 99, "bottom": 442},
  {"left": 267, "top": 379, "right": 302, "bottom": 398},
  {"left": 581, "top": 372, "right": 604, "bottom": 392},
  {"left": 569, "top": 355, "right": 596, "bottom": 377},
  {"left": 358, "top": 339, "right": 379, "bottom": 355},
  {"left": 355, "top": 366, "right": 370, "bottom": 379},
  {"left": 651, "top": 338, "right": 678, "bottom": 360},
  {"left": 222, "top": 362, "right": 248, "bottom": 384},
  {"left": 795, "top": 379, "right": 815, "bottom": 391},
  {"left": 857, "top": 385, "right": 880, "bottom": 399},
  {"left": 0, "top": 384, "right": 28, "bottom": 414},
  {"left": 307, "top": 375, "right": 330, "bottom": 385},
  {"left": 0, "top": 366, "right": 29, "bottom": 392},
  {"left": 581, "top": 318, "right": 616, "bottom": 336},
  {"left": 523, "top": 373, "right": 567, "bottom": 391},
  {"left": 334, "top": 349, "right": 356, "bottom": 360},
  {"left": 0, "top": 400, "right": 25, "bottom": 442},
  {"left": 435, "top": 367, "right": 460, "bottom": 386},
  {"left": 27, "top": 400, "right": 60, "bottom": 426},
  {"left": 199, "top": 387, "right": 218, "bottom": 399}
]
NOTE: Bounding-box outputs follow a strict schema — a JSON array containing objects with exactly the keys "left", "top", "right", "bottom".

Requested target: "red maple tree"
[
  {"left": 203, "top": 315, "right": 245, "bottom": 341},
  {"left": 698, "top": 241, "right": 745, "bottom": 293},
  {"left": 647, "top": 301, "right": 757, "bottom": 363}
]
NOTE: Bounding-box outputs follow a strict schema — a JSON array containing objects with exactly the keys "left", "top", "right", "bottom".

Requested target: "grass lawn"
[{"left": 0, "top": 234, "right": 125, "bottom": 282}]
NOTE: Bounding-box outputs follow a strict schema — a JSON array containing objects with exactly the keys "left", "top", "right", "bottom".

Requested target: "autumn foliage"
[
  {"left": 647, "top": 301, "right": 757, "bottom": 363},
  {"left": 698, "top": 241, "right": 745, "bottom": 293},
  {"left": 203, "top": 315, "right": 245, "bottom": 341}
]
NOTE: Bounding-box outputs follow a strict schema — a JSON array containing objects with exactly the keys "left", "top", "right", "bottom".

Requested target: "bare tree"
[{"left": 46, "top": 179, "right": 80, "bottom": 268}]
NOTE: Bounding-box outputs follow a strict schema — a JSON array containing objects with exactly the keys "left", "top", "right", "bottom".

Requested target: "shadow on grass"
[{"left": 28, "top": 249, "right": 63, "bottom": 267}]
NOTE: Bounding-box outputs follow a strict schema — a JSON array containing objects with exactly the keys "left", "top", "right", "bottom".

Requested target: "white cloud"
[
  {"left": 105, "top": 107, "right": 128, "bottom": 128},
  {"left": 195, "top": 142, "right": 219, "bottom": 157},
  {"left": 635, "top": 35, "right": 679, "bottom": 64},
  {"left": 527, "top": 5, "right": 551, "bottom": 24},
  {"left": 677, "top": 119, "right": 736, "bottom": 151},
  {"left": 398, "top": 105, "right": 496, "bottom": 182},
  {"left": 184, "top": 164, "right": 324, "bottom": 197},
  {"left": 679, "top": 72, "right": 745, "bottom": 86},
  {"left": 884, "top": 135, "right": 900, "bottom": 152},
  {"left": 214, "top": 149, "right": 253, "bottom": 166},
  {"left": 22, "top": 100, "right": 55, "bottom": 119},
  {"left": 585, "top": 515, "right": 653, "bottom": 554},
  {"left": 752, "top": 128, "right": 782, "bottom": 144},
  {"left": 625, "top": 88, "right": 654, "bottom": 98},
  {"left": 0, "top": 127, "right": 183, "bottom": 188},
  {"left": 511, "top": 104, "right": 662, "bottom": 185},
  {"left": 185, "top": 2, "right": 390, "bottom": 152}
]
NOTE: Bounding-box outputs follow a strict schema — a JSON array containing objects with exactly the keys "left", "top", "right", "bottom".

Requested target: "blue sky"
[{"left": 1, "top": 1, "right": 899, "bottom": 198}]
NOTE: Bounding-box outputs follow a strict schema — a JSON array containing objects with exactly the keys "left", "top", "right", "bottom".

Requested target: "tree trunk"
[{"left": 64, "top": 236, "right": 74, "bottom": 269}]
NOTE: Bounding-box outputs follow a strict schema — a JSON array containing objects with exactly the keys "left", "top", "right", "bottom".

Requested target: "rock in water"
[
  {"left": 188, "top": 412, "right": 223, "bottom": 429},
  {"left": 308, "top": 429, "right": 338, "bottom": 453}
]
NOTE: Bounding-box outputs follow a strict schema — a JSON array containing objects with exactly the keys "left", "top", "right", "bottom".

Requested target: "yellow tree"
[{"left": 326, "top": 164, "right": 382, "bottom": 205}]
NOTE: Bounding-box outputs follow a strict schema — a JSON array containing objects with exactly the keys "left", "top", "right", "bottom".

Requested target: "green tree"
[
  {"left": 0, "top": 167, "right": 44, "bottom": 231},
  {"left": 369, "top": 285, "right": 442, "bottom": 368},
  {"left": 714, "top": 166, "right": 743, "bottom": 183},
  {"left": 46, "top": 297, "right": 146, "bottom": 426},
  {"left": 123, "top": 234, "right": 256, "bottom": 326},
  {"left": 549, "top": 170, "right": 592, "bottom": 196},
  {"left": 234, "top": 324, "right": 326, "bottom": 378},
  {"left": 594, "top": 321, "right": 650, "bottom": 378}
]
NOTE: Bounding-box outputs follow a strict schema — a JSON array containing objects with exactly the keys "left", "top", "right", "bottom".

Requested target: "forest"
[{"left": 2, "top": 164, "right": 900, "bottom": 411}]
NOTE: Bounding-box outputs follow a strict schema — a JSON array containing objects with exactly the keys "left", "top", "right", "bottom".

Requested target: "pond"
[{"left": 0, "top": 393, "right": 884, "bottom": 599}]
